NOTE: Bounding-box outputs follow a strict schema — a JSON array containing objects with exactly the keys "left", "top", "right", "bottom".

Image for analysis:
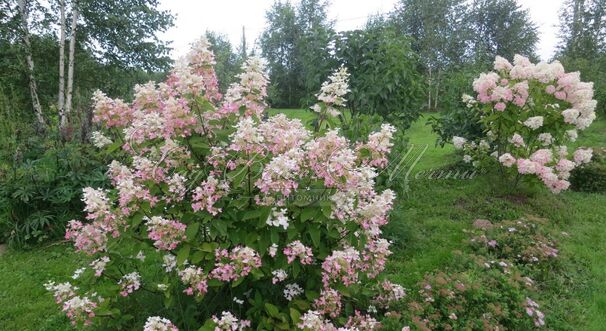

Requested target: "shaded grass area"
[
  {"left": 0, "top": 110, "right": 604, "bottom": 330},
  {"left": 0, "top": 244, "right": 81, "bottom": 330}
]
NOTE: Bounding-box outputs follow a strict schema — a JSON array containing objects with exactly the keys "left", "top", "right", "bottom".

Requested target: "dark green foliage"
[
  {"left": 0, "top": 141, "right": 108, "bottom": 248},
  {"left": 570, "top": 148, "right": 606, "bottom": 193},
  {"left": 78, "top": 0, "right": 174, "bottom": 71},
  {"left": 428, "top": 96, "right": 484, "bottom": 147},
  {"left": 556, "top": 0, "right": 606, "bottom": 113},
  {"left": 260, "top": 0, "right": 335, "bottom": 108},
  {"left": 334, "top": 27, "right": 425, "bottom": 129},
  {"left": 205, "top": 31, "right": 242, "bottom": 93},
  {"left": 468, "top": 0, "right": 539, "bottom": 65}
]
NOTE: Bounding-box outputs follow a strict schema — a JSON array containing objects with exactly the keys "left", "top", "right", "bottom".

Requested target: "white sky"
[{"left": 159, "top": 0, "right": 563, "bottom": 61}]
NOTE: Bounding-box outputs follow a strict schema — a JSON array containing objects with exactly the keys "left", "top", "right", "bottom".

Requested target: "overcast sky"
[{"left": 158, "top": 0, "right": 563, "bottom": 61}]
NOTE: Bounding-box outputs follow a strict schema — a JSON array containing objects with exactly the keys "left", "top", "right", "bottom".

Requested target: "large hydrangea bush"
[
  {"left": 453, "top": 55, "right": 596, "bottom": 193},
  {"left": 45, "top": 37, "right": 403, "bottom": 330}
]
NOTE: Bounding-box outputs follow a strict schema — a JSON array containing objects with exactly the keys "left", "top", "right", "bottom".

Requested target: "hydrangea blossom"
[
  {"left": 284, "top": 241, "right": 314, "bottom": 265},
  {"left": 311, "top": 66, "right": 350, "bottom": 117},
  {"left": 457, "top": 54, "right": 597, "bottom": 193},
  {"left": 146, "top": 216, "right": 187, "bottom": 251},
  {"left": 283, "top": 283, "right": 304, "bottom": 301},
  {"left": 48, "top": 37, "right": 399, "bottom": 330},
  {"left": 210, "top": 247, "right": 262, "bottom": 282},
  {"left": 90, "top": 256, "right": 110, "bottom": 277},
  {"left": 212, "top": 311, "right": 251, "bottom": 331},
  {"left": 91, "top": 131, "right": 112, "bottom": 148},
  {"left": 118, "top": 272, "right": 141, "bottom": 297},
  {"left": 144, "top": 316, "right": 179, "bottom": 331},
  {"left": 178, "top": 266, "right": 208, "bottom": 297}
]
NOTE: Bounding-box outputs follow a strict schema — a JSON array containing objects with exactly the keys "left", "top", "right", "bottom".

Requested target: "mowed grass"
[
  {"left": 0, "top": 109, "right": 604, "bottom": 330},
  {"left": 384, "top": 113, "right": 606, "bottom": 330}
]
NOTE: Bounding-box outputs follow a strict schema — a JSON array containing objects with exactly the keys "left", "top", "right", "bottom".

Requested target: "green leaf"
[
  {"left": 290, "top": 308, "right": 301, "bottom": 324},
  {"left": 131, "top": 212, "right": 144, "bottom": 228},
  {"left": 300, "top": 208, "right": 318, "bottom": 222},
  {"left": 176, "top": 244, "right": 191, "bottom": 266},
  {"left": 186, "top": 222, "right": 200, "bottom": 241},
  {"left": 265, "top": 303, "right": 280, "bottom": 318},
  {"left": 212, "top": 221, "right": 228, "bottom": 236},
  {"left": 309, "top": 226, "right": 321, "bottom": 247}
]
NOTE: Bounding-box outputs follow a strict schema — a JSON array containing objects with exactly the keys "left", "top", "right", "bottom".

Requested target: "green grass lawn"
[{"left": 1, "top": 110, "right": 604, "bottom": 330}]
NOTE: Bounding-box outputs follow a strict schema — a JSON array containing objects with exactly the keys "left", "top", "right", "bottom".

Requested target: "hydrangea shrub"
[
  {"left": 45, "top": 37, "right": 403, "bottom": 330},
  {"left": 452, "top": 55, "right": 597, "bottom": 193}
]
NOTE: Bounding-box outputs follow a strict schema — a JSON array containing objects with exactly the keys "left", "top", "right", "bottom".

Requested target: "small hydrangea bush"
[
  {"left": 45, "top": 37, "right": 404, "bottom": 330},
  {"left": 452, "top": 55, "right": 597, "bottom": 193},
  {"left": 468, "top": 218, "right": 559, "bottom": 273},
  {"left": 390, "top": 218, "right": 559, "bottom": 330},
  {"left": 397, "top": 267, "right": 542, "bottom": 330}
]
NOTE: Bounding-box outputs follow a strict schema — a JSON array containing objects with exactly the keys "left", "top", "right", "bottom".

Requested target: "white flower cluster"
[
  {"left": 283, "top": 283, "right": 304, "bottom": 301},
  {"left": 144, "top": 316, "right": 178, "bottom": 331},
  {"left": 311, "top": 66, "right": 350, "bottom": 117},
  {"left": 523, "top": 116, "right": 544, "bottom": 130},
  {"left": 91, "top": 131, "right": 112, "bottom": 148},
  {"left": 266, "top": 208, "right": 290, "bottom": 229},
  {"left": 271, "top": 269, "right": 288, "bottom": 284}
]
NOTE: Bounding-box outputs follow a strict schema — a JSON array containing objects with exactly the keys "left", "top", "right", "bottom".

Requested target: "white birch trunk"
[
  {"left": 18, "top": 0, "right": 46, "bottom": 132},
  {"left": 58, "top": 0, "right": 66, "bottom": 130},
  {"left": 64, "top": 1, "right": 78, "bottom": 134}
]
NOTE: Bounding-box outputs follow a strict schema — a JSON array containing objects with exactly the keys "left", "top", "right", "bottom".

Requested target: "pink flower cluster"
[
  {"left": 192, "top": 175, "right": 230, "bottom": 215},
  {"left": 56, "top": 36, "right": 403, "bottom": 329},
  {"left": 321, "top": 247, "right": 361, "bottom": 287},
  {"left": 311, "top": 66, "right": 350, "bottom": 117},
  {"left": 212, "top": 311, "right": 251, "bottom": 331},
  {"left": 146, "top": 216, "right": 187, "bottom": 251},
  {"left": 63, "top": 296, "right": 98, "bottom": 326},
  {"left": 313, "top": 289, "right": 342, "bottom": 318},
  {"left": 497, "top": 147, "right": 593, "bottom": 193},
  {"left": 44, "top": 281, "right": 99, "bottom": 326},
  {"left": 372, "top": 280, "right": 406, "bottom": 309},
  {"left": 221, "top": 57, "right": 269, "bottom": 119},
  {"left": 464, "top": 55, "right": 598, "bottom": 194},
  {"left": 92, "top": 90, "right": 133, "bottom": 128},
  {"left": 65, "top": 220, "right": 108, "bottom": 255},
  {"left": 525, "top": 297, "right": 545, "bottom": 327},
  {"left": 178, "top": 266, "right": 208, "bottom": 297},
  {"left": 210, "top": 247, "right": 262, "bottom": 282},
  {"left": 284, "top": 240, "right": 314, "bottom": 265},
  {"left": 356, "top": 124, "right": 397, "bottom": 168},
  {"left": 297, "top": 310, "right": 381, "bottom": 331},
  {"left": 118, "top": 272, "right": 141, "bottom": 297}
]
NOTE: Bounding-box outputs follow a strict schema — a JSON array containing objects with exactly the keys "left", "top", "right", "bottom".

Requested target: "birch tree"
[
  {"left": 58, "top": 0, "right": 66, "bottom": 132},
  {"left": 63, "top": 0, "right": 77, "bottom": 138},
  {"left": 17, "top": 0, "right": 46, "bottom": 132}
]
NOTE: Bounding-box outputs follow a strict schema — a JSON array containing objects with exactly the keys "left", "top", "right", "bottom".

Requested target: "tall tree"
[
  {"left": 205, "top": 31, "right": 241, "bottom": 93},
  {"left": 56, "top": 0, "right": 174, "bottom": 138},
  {"left": 295, "top": 0, "right": 334, "bottom": 106},
  {"left": 260, "top": 0, "right": 333, "bottom": 108},
  {"left": 392, "top": 0, "right": 470, "bottom": 111},
  {"left": 468, "top": 0, "right": 539, "bottom": 65},
  {"left": 558, "top": 0, "right": 606, "bottom": 58},
  {"left": 57, "top": 0, "right": 65, "bottom": 123},
  {"left": 260, "top": 1, "right": 300, "bottom": 107},
  {"left": 17, "top": 0, "right": 45, "bottom": 132},
  {"left": 63, "top": 0, "right": 78, "bottom": 137},
  {"left": 334, "top": 26, "right": 424, "bottom": 128}
]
